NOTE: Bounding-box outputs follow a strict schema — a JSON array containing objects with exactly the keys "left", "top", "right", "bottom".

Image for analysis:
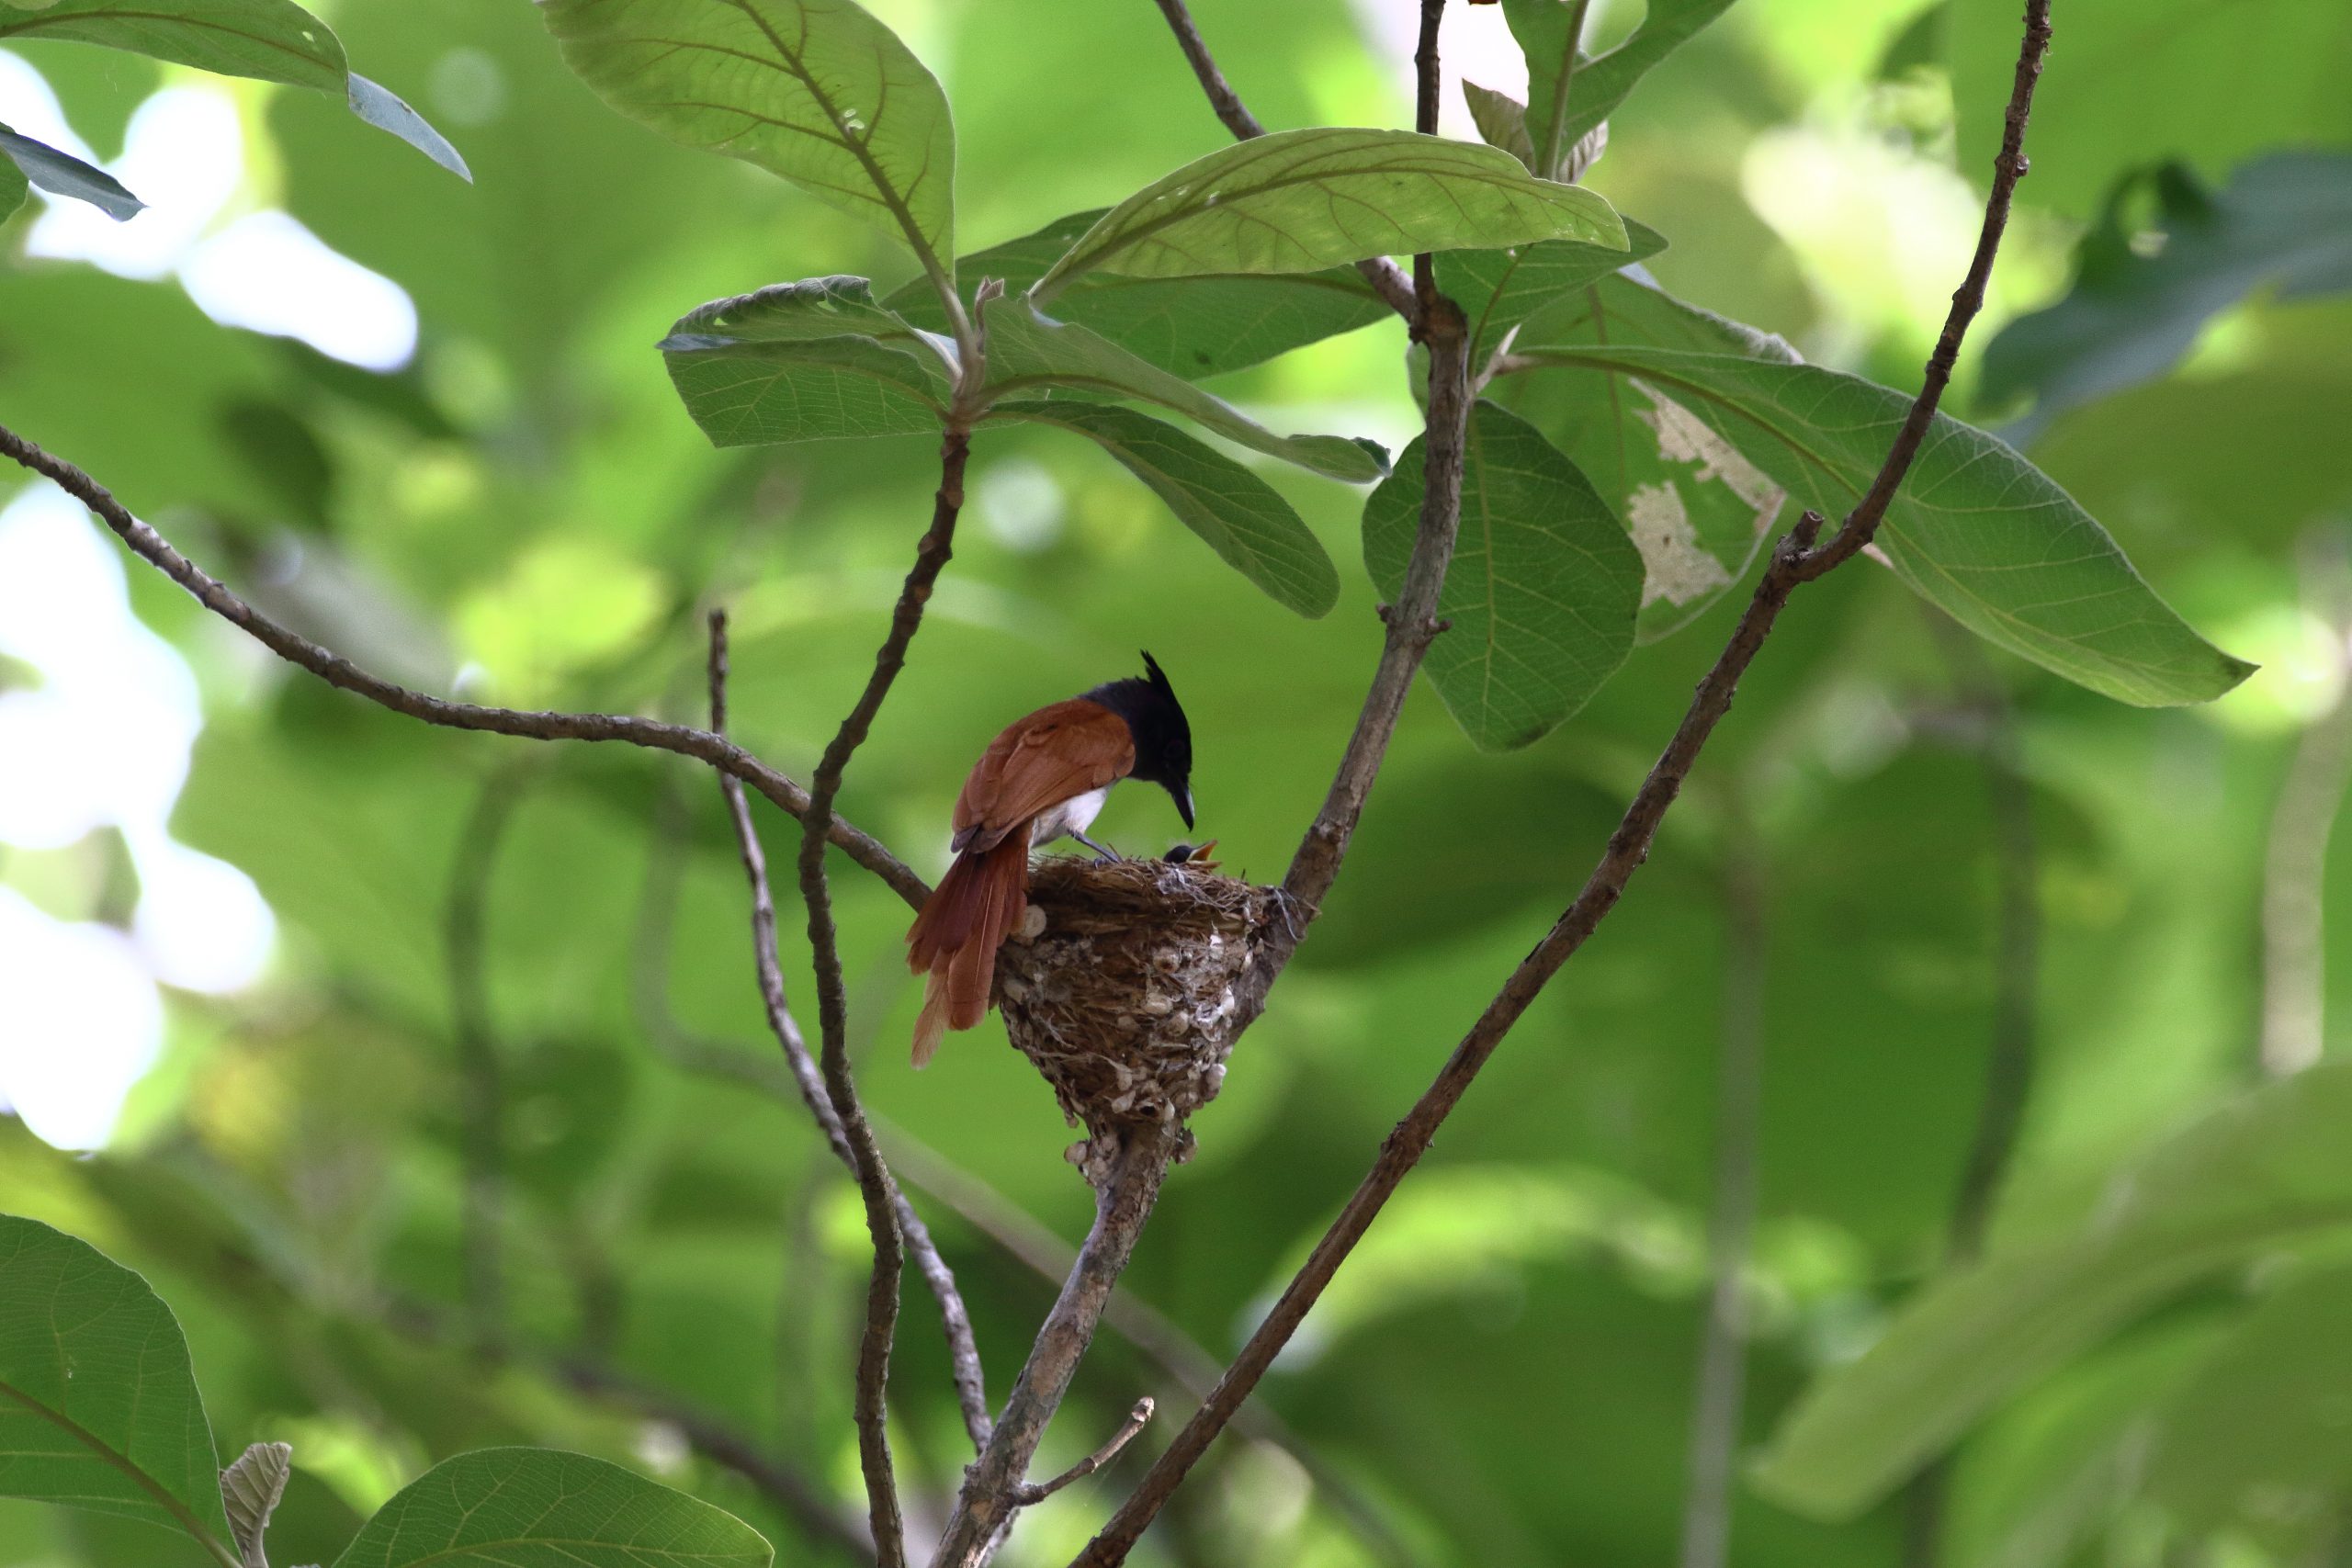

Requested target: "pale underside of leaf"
[
  {"left": 345, "top": 75, "right": 471, "bottom": 182},
  {"left": 0, "top": 121, "right": 143, "bottom": 219},
  {"left": 222, "top": 1441, "right": 291, "bottom": 1568},
  {"left": 1035, "top": 126, "right": 1626, "bottom": 297}
]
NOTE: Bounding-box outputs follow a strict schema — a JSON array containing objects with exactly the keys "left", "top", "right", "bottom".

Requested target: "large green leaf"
[
  {"left": 540, "top": 0, "right": 956, "bottom": 284},
  {"left": 1487, "top": 273, "right": 1791, "bottom": 641},
  {"left": 992, "top": 400, "right": 1340, "bottom": 617},
  {"left": 1754, "top": 1061, "right": 2352, "bottom": 1519},
  {"left": 0, "top": 1216, "right": 232, "bottom": 1551},
  {"left": 0, "top": 0, "right": 345, "bottom": 90},
  {"left": 1502, "top": 341, "right": 2254, "bottom": 705},
  {"left": 1982, "top": 152, "right": 2352, "bottom": 435},
  {"left": 330, "top": 1449, "right": 773, "bottom": 1568},
  {"left": 0, "top": 122, "right": 142, "bottom": 220},
  {"left": 659, "top": 278, "right": 950, "bottom": 446},
  {"left": 1032, "top": 127, "right": 1626, "bottom": 299},
  {"left": 1362, "top": 400, "right": 1642, "bottom": 750},
  {"left": 888, "top": 209, "right": 1387, "bottom": 379},
  {"left": 1442, "top": 217, "right": 1668, "bottom": 363},
  {"left": 978, "top": 294, "right": 1385, "bottom": 481},
  {"left": 1523, "top": 0, "right": 1740, "bottom": 157}
]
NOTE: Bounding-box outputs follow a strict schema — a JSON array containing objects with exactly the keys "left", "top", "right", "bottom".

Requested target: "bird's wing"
[{"left": 952, "top": 698, "right": 1134, "bottom": 850}]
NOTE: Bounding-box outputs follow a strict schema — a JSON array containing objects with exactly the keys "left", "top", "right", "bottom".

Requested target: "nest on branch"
[{"left": 994, "top": 855, "right": 1279, "bottom": 1156}]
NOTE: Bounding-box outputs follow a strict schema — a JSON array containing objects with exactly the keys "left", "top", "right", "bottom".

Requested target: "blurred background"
[{"left": 5, "top": 0, "right": 2351, "bottom": 1564}]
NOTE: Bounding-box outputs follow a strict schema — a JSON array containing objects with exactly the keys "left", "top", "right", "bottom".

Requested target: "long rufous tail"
[{"left": 905, "top": 829, "right": 1030, "bottom": 1066}]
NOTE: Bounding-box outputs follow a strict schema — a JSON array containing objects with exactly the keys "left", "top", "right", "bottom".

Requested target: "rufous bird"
[{"left": 904, "top": 653, "right": 1195, "bottom": 1066}]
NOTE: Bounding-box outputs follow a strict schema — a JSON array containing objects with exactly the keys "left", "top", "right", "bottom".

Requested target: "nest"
[{"left": 994, "top": 856, "right": 1279, "bottom": 1153}]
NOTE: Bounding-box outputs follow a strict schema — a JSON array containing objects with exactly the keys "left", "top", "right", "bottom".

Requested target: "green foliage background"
[{"left": 6, "top": 1, "right": 2352, "bottom": 1565}]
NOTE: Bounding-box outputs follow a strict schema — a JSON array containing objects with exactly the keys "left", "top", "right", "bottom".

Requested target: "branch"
[
  {"left": 788, "top": 426, "right": 974, "bottom": 1568},
  {"left": 1148, "top": 0, "right": 1418, "bottom": 321},
  {"left": 1678, "top": 812, "right": 1768, "bottom": 1568},
  {"left": 707, "top": 613, "right": 994, "bottom": 1455},
  {"left": 2260, "top": 533, "right": 2352, "bottom": 1077},
  {"left": 933, "top": 1122, "right": 1183, "bottom": 1568},
  {"left": 1077, "top": 5, "right": 2052, "bottom": 1557},
  {"left": 0, "top": 421, "right": 927, "bottom": 910},
  {"left": 446, "top": 774, "right": 526, "bottom": 1354},
  {"left": 1015, "top": 1400, "right": 1155, "bottom": 1506}
]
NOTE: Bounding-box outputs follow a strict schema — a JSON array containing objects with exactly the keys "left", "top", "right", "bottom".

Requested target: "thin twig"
[
  {"left": 1147, "top": 0, "right": 1418, "bottom": 321},
  {"left": 446, "top": 775, "right": 525, "bottom": 1354},
  {"left": 1678, "top": 811, "right": 1768, "bottom": 1568},
  {"left": 2260, "top": 534, "right": 2352, "bottom": 1077},
  {"left": 1410, "top": 0, "right": 1445, "bottom": 313},
  {"left": 933, "top": 1122, "right": 1184, "bottom": 1568},
  {"left": 707, "top": 613, "right": 994, "bottom": 1455},
  {"left": 1015, "top": 1399, "right": 1155, "bottom": 1506},
  {"left": 1078, "top": 6, "right": 2052, "bottom": 1557},
  {"left": 1902, "top": 614, "right": 2043, "bottom": 1568},
  {"left": 790, "top": 427, "right": 974, "bottom": 1568},
  {"left": 0, "top": 421, "right": 927, "bottom": 909}
]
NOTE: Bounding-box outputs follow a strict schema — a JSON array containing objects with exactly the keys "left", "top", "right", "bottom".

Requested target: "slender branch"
[
  {"left": 1410, "top": 0, "right": 1445, "bottom": 312},
  {"left": 2261, "top": 534, "right": 2352, "bottom": 1077},
  {"left": 1079, "top": 7, "right": 2052, "bottom": 1557},
  {"left": 1923, "top": 615, "right": 2041, "bottom": 1266},
  {"left": 707, "top": 613, "right": 994, "bottom": 1455},
  {"left": 933, "top": 1122, "right": 1184, "bottom": 1568},
  {"left": 789, "top": 426, "right": 974, "bottom": 1568},
  {"left": 446, "top": 775, "right": 526, "bottom": 1354},
  {"left": 1147, "top": 0, "right": 1419, "bottom": 321},
  {"left": 0, "top": 421, "right": 927, "bottom": 910},
  {"left": 1678, "top": 812, "right": 1768, "bottom": 1568},
  {"left": 1015, "top": 1400, "right": 1155, "bottom": 1506}
]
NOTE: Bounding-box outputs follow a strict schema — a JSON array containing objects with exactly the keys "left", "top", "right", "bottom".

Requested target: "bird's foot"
[{"left": 1073, "top": 831, "right": 1122, "bottom": 863}]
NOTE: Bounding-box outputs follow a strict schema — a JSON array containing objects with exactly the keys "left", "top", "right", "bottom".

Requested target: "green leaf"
[
  {"left": 539, "top": 0, "right": 956, "bottom": 288},
  {"left": 0, "top": 122, "right": 142, "bottom": 219},
  {"left": 978, "top": 293, "right": 1385, "bottom": 481},
  {"left": 992, "top": 400, "right": 1340, "bottom": 617},
  {"left": 1530, "top": 0, "right": 1739, "bottom": 157},
  {"left": 1487, "top": 273, "right": 1791, "bottom": 641},
  {"left": 1033, "top": 127, "right": 1626, "bottom": 299},
  {"left": 1982, "top": 152, "right": 2352, "bottom": 435},
  {"left": 1461, "top": 80, "right": 1535, "bottom": 172},
  {"left": 1503, "top": 341, "right": 2254, "bottom": 704},
  {"left": 1362, "top": 400, "right": 1643, "bottom": 750},
  {"left": 888, "top": 209, "right": 1387, "bottom": 380},
  {"left": 329, "top": 1448, "right": 773, "bottom": 1568},
  {"left": 0, "top": 0, "right": 345, "bottom": 90},
  {"left": 1753, "top": 1061, "right": 2352, "bottom": 1519},
  {"left": 1443, "top": 216, "right": 1668, "bottom": 363},
  {"left": 1498, "top": 0, "right": 1585, "bottom": 179},
  {"left": 2, "top": 144, "right": 31, "bottom": 222},
  {"left": 0, "top": 1215, "right": 233, "bottom": 1551},
  {"left": 659, "top": 278, "right": 949, "bottom": 446},
  {"left": 220, "top": 1441, "right": 290, "bottom": 1568},
  {"left": 345, "top": 75, "right": 470, "bottom": 182}
]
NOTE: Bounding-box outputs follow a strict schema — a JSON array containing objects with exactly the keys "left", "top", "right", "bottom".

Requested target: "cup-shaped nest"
[{"left": 994, "top": 856, "right": 1278, "bottom": 1139}]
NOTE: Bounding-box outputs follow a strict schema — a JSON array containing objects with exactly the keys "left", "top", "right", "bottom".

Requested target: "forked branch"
[{"left": 0, "top": 422, "right": 927, "bottom": 908}]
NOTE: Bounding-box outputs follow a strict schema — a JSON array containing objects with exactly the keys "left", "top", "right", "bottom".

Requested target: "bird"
[{"left": 904, "top": 652, "right": 1195, "bottom": 1066}]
